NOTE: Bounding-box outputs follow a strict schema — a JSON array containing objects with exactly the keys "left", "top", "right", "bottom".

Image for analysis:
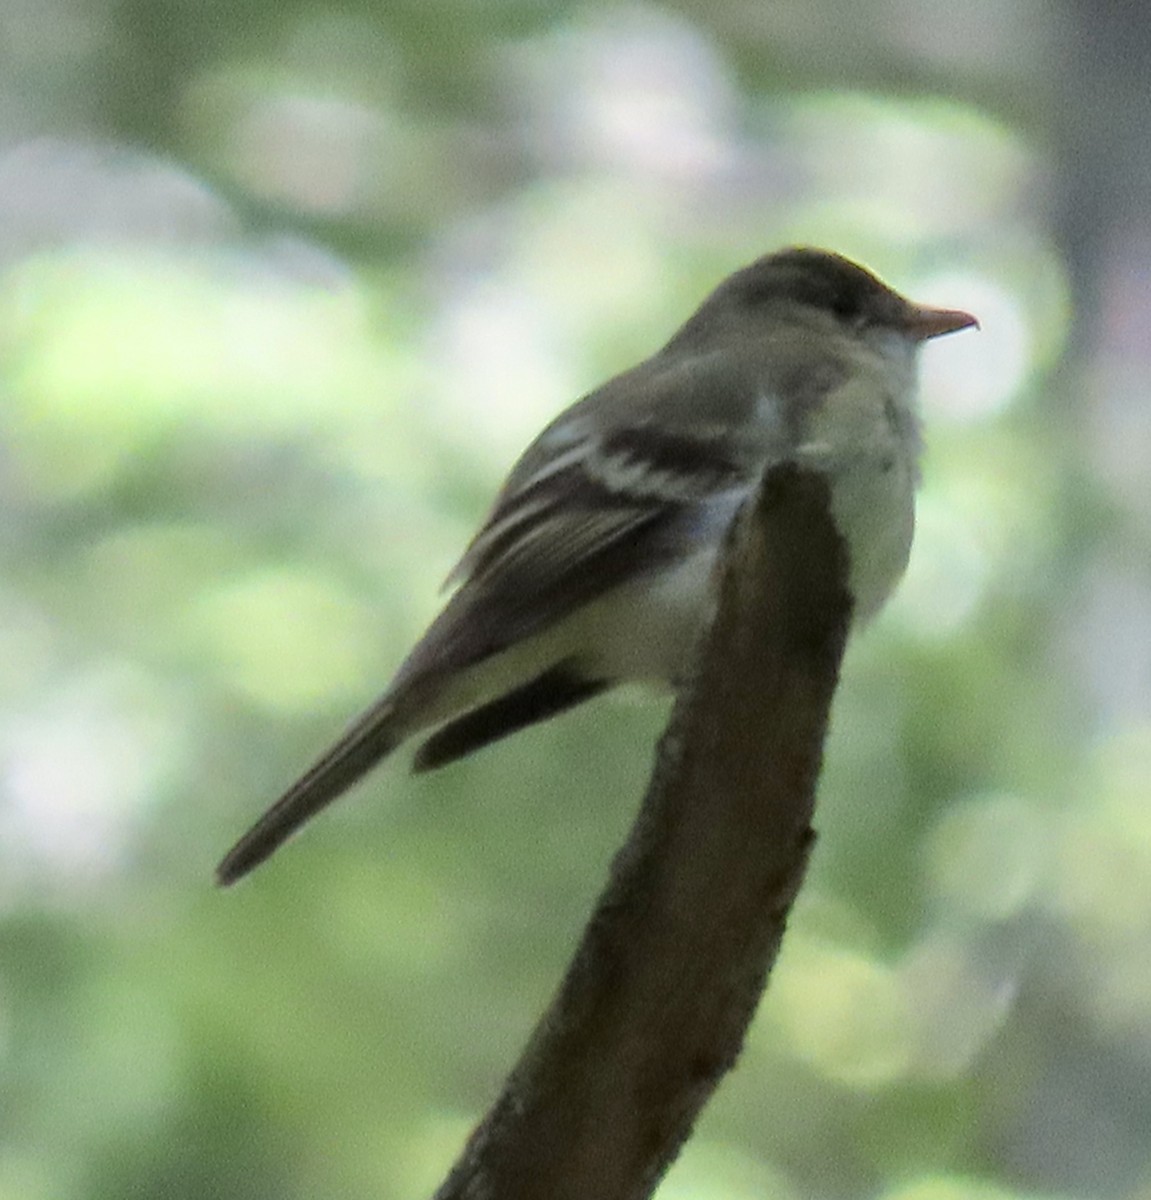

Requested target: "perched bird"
[{"left": 217, "top": 247, "right": 977, "bottom": 885}]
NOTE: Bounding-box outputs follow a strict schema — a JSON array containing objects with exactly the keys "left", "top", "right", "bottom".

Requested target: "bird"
[{"left": 216, "top": 247, "right": 977, "bottom": 885}]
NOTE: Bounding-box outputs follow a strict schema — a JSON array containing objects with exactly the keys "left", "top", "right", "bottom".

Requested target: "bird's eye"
[{"left": 830, "top": 291, "right": 866, "bottom": 326}]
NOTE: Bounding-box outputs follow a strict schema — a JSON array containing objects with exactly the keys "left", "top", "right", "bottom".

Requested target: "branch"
[{"left": 433, "top": 464, "right": 854, "bottom": 1200}]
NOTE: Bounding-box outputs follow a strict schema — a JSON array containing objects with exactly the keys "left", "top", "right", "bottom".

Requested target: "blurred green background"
[{"left": 2, "top": 1, "right": 1151, "bottom": 1198}]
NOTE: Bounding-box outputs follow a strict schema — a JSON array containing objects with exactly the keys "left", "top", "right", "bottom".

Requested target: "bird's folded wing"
[{"left": 391, "top": 423, "right": 747, "bottom": 690}]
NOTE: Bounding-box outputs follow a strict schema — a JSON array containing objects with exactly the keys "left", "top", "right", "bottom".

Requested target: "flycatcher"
[{"left": 217, "top": 247, "right": 977, "bottom": 885}]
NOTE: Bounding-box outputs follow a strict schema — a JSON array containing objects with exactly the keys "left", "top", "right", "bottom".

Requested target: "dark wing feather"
[
  {"left": 390, "top": 426, "right": 746, "bottom": 692},
  {"left": 411, "top": 663, "right": 609, "bottom": 772}
]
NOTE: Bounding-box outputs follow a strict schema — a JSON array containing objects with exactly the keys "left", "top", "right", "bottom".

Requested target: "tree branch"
[{"left": 434, "top": 463, "right": 854, "bottom": 1200}]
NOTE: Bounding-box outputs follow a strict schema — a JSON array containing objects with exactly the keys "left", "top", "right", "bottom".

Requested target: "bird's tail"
[{"left": 215, "top": 695, "right": 403, "bottom": 886}]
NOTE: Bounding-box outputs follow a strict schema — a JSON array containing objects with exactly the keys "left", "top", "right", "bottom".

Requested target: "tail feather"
[
  {"left": 218, "top": 657, "right": 611, "bottom": 883},
  {"left": 215, "top": 697, "right": 401, "bottom": 886}
]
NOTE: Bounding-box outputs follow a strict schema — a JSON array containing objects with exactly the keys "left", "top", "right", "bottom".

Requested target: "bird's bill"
[{"left": 904, "top": 304, "right": 980, "bottom": 341}]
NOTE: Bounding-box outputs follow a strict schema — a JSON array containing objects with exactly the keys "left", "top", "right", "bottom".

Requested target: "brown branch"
[{"left": 433, "top": 464, "right": 854, "bottom": 1200}]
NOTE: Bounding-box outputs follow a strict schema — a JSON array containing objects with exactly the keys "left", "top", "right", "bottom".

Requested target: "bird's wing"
[
  {"left": 390, "top": 418, "right": 749, "bottom": 691},
  {"left": 217, "top": 411, "right": 750, "bottom": 886}
]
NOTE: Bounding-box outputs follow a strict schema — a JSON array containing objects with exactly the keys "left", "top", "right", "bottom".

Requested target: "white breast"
[
  {"left": 824, "top": 451, "right": 916, "bottom": 621},
  {"left": 795, "top": 334, "right": 921, "bottom": 621}
]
